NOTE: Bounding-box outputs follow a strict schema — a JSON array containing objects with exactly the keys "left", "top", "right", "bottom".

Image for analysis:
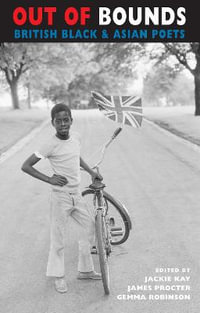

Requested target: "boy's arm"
[
  {"left": 80, "top": 157, "right": 103, "bottom": 180},
  {"left": 21, "top": 154, "right": 68, "bottom": 186}
]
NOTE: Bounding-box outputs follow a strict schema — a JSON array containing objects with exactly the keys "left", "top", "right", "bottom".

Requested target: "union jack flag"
[{"left": 91, "top": 91, "right": 143, "bottom": 128}]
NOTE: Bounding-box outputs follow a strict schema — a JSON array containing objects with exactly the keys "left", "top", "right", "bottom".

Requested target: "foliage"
[
  {"left": 168, "top": 73, "right": 194, "bottom": 106},
  {"left": 1, "top": 42, "right": 200, "bottom": 114},
  {"left": 143, "top": 67, "right": 194, "bottom": 106},
  {"left": 92, "top": 42, "right": 200, "bottom": 114}
]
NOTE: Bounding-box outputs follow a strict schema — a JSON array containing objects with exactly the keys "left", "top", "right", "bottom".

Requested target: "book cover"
[{"left": 0, "top": 1, "right": 199, "bottom": 313}]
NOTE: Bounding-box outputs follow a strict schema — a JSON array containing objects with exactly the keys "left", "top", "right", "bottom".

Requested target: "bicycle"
[
  {"left": 82, "top": 189, "right": 132, "bottom": 246},
  {"left": 81, "top": 127, "right": 132, "bottom": 295}
]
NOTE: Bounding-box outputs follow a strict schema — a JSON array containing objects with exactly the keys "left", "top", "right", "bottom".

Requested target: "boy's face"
[{"left": 52, "top": 110, "right": 72, "bottom": 139}]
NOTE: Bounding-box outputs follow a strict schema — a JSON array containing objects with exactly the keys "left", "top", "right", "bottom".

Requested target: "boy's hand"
[
  {"left": 48, "top": 174, "right": 68, "bottom": 186},
  {"left": 91, "top": 171, "right": 103, "bottom": 181}
]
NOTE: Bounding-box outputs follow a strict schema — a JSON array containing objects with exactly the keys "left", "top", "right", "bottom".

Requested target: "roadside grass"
[
  {"left": 0, "top": 108, "right": 49, "bottom": 154},
  {"left": 144, "top": 106, "right": 200, "bottom": 146}
]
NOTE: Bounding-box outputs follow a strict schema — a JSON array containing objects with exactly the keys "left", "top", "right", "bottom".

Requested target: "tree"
[
  {"left": 143, "top": 65, "right": 194, "bottom": 107},
  {"left": 0, "top": 43, "right": 143, "bottom": 110},
  {"left": 143, "top": 64, "right": 177, "bottom": 106},
  {"left": 30, "top": 43, "right": 97, "bottom": 106},
  {"left": 0, "top": 43, "right": 46, "bottom": 109},
  {"left": 90, "top": 42, "right": 200, "bottom": 115},
  {"left": 38, "top": 43, "right": 131, "bottom": 107},
  {"left": 162, "top": 43, "right": 200, "bottom": 115},
  {"left": 0, "top": 43, "right": 82, "bottom": 109},
  {"left": 0, "top": 43, "right": 26, "bottom": 109}
]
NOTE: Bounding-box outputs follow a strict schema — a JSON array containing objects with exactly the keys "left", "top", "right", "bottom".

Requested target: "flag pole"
[{"left": 88, "top": 125, "right": 123, "bottom": 169}]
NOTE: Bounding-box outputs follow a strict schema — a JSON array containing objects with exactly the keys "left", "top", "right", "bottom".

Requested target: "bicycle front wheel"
[{"left": 96, "top": 209, "right": 110, "bottom": 295}]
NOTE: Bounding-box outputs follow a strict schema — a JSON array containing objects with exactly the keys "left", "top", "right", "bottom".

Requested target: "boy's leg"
[
  {"left": 71, "top": 194, "right": 95, "bottom": 273},
  {"left": 46, "top": 191, "right": 71, "bottom": 278}
]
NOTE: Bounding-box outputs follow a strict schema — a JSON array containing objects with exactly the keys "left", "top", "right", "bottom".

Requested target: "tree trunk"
[
  {"left": 27, "top": 82, "right": 31, "bottom": 109},
  {"left": 194, "top": 74, "right": 200, "bottom": 115},
  {"left": 9, "top": 80, "right": 20, "bottom": 109},
  {"left": 194, "top": 53, "right": 200, "bottom": 116}
]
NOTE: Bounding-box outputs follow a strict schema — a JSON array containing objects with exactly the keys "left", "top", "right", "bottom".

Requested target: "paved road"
[{"left": 1, "top": 110, "right": 200, "bottom": 313}]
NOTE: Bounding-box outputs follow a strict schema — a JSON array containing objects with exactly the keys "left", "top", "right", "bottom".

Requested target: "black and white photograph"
[{"left": 0, "top": 41, "right": 200, "bottom": 313}]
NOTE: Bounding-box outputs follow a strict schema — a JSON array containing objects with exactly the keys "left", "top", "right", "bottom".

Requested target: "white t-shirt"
[{"left": 35, "top": 131, "right": 81, "bottom": 192}]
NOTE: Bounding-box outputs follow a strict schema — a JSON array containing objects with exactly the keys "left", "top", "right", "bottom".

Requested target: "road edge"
[
  {"left": 145, "top": 118, "right": 200, "bottom": 154},
  {"left": 0, "top": 119, "right": 49, "bottom": 165},
  {"left": 1, "top": 115, "right": 200, "bottom": 166}
]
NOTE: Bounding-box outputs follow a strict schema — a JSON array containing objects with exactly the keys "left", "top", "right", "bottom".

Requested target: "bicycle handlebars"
[
  {"left": 93, "top": 126, "right": 123, "bottom": 169},
  {"left": 112, "top": 127, "right": 122, "bottom": 140}
]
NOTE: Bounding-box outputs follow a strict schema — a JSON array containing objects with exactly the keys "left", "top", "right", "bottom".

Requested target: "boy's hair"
[{"left": 51, "top": 103, "right": 72, "bottom": 121}]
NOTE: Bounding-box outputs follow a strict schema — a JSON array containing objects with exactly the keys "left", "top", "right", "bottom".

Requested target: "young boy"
[{"left": 21, "top": 103, "right": 102, "bottom": 293}]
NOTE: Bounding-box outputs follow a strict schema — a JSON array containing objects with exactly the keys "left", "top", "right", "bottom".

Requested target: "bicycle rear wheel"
[
  {"left": 96, "top": 209, "right": 110, "bottom": 295},
  {"left": 82, "top": 189, "right": 131, "bottom": 245}
]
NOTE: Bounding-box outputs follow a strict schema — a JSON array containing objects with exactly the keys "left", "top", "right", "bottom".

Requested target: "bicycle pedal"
[
  {"left": 91, "top": 246, "right": 98, "bottom": 254},
  {"left": 111, "top": 227, "right": 123, "bottom": 231},
  {"left": 109, "top": 217, "right": 115, "bottom": 226},
  {"left": 107, "top": 248, "right": 112, "bottom": 256},
  {"left": 111, "top": 231, "right": 123, "bottom": 237}
]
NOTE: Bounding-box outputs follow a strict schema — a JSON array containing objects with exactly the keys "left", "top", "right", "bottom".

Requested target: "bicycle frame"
[
  {"left": 89, "top": 177, "right": 112, "bottom": 257},
  {"left": 89, "top": 175, "right": 111, "bottom": 294},
  {"left": 82, "top": 127, "right": 129, "bottom": 294}
]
